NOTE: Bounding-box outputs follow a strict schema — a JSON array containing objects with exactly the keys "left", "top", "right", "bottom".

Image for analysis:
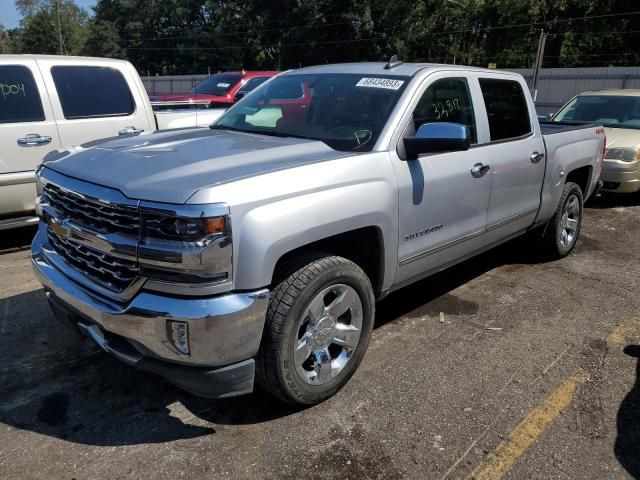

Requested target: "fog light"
[{"left": 167, "top": 321, "right": 190, "bottom": 355}]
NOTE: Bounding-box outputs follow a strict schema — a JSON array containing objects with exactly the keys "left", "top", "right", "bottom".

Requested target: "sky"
[{"left": 0, "top": 0, "right": 97, "bottom": 29}]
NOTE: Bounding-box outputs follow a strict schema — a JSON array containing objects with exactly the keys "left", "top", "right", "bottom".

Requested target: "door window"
[
  {"left": 479, "top": 78, "right": 531, "bottom": 141},
  {"left": 412, "top": 77, "right": 477, "bottom": 143},
  {"left": 0, "top": 65, "right": 45, "bottom": 124},
  {"left": 239, "top": 76, "right": 269, "bottom": 94},
  {"left": 51, "top": 66, "right": 135, "bottom": 119}
]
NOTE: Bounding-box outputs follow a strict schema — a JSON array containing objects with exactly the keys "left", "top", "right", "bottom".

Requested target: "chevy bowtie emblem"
[{"left": 50, "top": 217, "right": 69, "bottom": 239}]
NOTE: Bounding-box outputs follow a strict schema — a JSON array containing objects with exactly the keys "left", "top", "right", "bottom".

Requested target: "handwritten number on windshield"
[
  {"left": 0, "top": 83, "right": 27, "bottom": 100},
  {"left": 432, "top": 97, "right": 462, "bottom": 120}
]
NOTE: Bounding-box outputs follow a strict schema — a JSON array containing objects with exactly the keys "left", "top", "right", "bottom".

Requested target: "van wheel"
[
  {"left": 541, "top": 182, "right": 583, "bottom": 258},
  {"left": 256, "top": 253, "right": 374, "bottom": 405}
]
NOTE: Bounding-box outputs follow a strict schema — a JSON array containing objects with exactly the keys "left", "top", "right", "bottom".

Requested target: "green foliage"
[
  {"left": 6, "top": 0, "right": 640, "bottom": 73},
  {"left": 15, "top": 0, "right": 89, "bottom": 55}
]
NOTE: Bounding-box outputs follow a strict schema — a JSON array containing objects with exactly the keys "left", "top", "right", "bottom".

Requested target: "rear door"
[
  {"left": 391, "top": 72, "right": 492, "bottom": 287},
  {"left": 475, "top": 75, "right": 546, "bottom": 245},
  {"left": 36, "top": 58, "right": 152, "bottom": 147},
  {"left": 0, "top": 59, "right": 61, "bottom": 216}
]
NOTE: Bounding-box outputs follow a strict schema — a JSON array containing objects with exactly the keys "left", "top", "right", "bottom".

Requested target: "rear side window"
[
  {"left": 0, "top": 65, "right": 45, "bottom": 124},
  {"left": 479, "top": 78, "right": 531, "bottom": 141},
  {"left": 51, "top": 66, "right": 135, "bottom": 119}
]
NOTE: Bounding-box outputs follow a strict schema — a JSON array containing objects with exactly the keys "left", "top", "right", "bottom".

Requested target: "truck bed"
[{"left": 540, "top": 121, "right": 597, "bottom": 136}]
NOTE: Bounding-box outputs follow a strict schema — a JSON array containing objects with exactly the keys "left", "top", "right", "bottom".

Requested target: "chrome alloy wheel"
[
  {"left": 294, "top": 284, "right": 363, "bottom": 385},
  {"left": 559, "top": 194, "right": 580, "bottom": 248}
]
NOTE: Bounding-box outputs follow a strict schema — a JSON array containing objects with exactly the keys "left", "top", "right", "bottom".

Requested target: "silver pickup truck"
[{"left": 31, "top": 61, "right": 605, "bottom": 405}]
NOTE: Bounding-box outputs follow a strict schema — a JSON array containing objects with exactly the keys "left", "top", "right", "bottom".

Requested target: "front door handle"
[
  {"left": 530, "top": 151, "right": 545, "bottom": 163},
  {"left": 119, "top": 126, "right": 144, "bottom": 136},
  {"left": 17, "top": 134, "right": 52, "bottom": 147},
  {"left": 471, "top": 163, "right": 490, "bottom": 178}
]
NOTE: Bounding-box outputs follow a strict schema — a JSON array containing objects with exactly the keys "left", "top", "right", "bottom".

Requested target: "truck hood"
[
  {"left": 604, "top": 127, "right": 640, "bottom": 149},
  {"left": 44, "top": 128, "right": 351, "bottom": 204}
]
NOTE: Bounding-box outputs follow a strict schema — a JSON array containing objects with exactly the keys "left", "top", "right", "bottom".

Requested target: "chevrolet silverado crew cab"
[
  {"left": 0, "top": 55, "right": 223, "bottom": 230},
  {"left": 31, "top": 61, "right": 605, "bottom": 405}
]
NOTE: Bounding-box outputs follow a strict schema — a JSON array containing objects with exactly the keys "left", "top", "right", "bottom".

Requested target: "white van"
[{"left": 0, "top": 55, "right": 224, "bottom": 230}]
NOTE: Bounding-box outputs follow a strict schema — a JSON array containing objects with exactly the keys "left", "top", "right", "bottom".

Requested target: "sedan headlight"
[{"left": 605, "top": 146, "right": 640, "bottom": 162}]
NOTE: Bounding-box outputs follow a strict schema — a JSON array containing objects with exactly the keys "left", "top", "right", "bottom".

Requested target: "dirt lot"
[{"left": 1, "top": 195, "right": 639, "bottom": 480}]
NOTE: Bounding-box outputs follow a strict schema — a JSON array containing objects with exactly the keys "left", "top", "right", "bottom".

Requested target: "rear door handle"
[
  {"left": 471, "top": 163, "right": 490, "bottom": 178},
  {"left": 17, "top": 134, "right": 52, "bottom": 147},
  {"left": 118, "top": 126, "right": 144, "bottom": 136},
  {"left": 530, "top": 151, "right": 545, "bottom": 163}
]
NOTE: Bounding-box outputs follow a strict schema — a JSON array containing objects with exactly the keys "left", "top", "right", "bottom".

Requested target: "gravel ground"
[{"left": 0, "top": 194, "right": 639, "bottom": 480}]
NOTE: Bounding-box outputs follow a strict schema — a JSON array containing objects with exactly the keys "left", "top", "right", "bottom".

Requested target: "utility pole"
[
  {"left": 55, "top": 0, "right": 63, "bottom": 55},
  {"left": 530, "top": 30, "right": 547, "bottom": 102}
]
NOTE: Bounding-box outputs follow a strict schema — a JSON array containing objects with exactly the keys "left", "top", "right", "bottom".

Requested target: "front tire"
[
  {"left": 541, "top": 181, "right": 584, "bottom": 258},
  {"left": 256, "top": 253, "right": 375, "bottom": 405}
]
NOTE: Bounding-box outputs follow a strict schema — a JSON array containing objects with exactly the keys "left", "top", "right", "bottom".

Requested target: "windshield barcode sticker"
[{"left": 356, "top": 78, "right": 405, "bottom": 90}]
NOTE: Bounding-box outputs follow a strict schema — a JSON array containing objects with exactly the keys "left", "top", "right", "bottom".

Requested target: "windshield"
[
  {"left": 553, "top": 95, "right": 640, "bottom": 130},
  {"left": 191, "top": 73, "right": 243, "bottom": 95},
  {"left": 213, "top": 73, "right": 410, "bottom": 152}
]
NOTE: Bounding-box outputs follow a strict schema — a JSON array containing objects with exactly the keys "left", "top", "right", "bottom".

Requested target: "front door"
[
  {"left": 0, "top": 60, "right": 61, "bottom": 216},
  {"left": 391, "top": 74, "right": 492, "bottom": 287}
]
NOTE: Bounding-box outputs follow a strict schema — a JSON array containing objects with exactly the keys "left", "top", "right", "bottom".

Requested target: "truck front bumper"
[{"left": 32, "top": 229, "right": 270, "bottom": 398}]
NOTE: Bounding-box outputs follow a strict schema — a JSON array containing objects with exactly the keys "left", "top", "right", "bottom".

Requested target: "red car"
[{"left": 150, "top": 70, "right": 279, "bottom": 109}]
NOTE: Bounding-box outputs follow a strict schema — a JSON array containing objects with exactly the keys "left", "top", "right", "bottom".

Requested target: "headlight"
[
  {"left": 138, "top": 202, "right": 233, "bottom": 296},
  {"left": 143, "top": 213, "right": 227, "bottom": 242},
  {"left": 605, "top": 146, "right": 640, "bottom": 162}
]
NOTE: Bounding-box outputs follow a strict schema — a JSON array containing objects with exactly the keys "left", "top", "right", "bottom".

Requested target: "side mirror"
[
  {"left": 234, "top": 91, "right": 246, "bottom": 102},
  {"left": 403, "top": 122, "right": 471, "bottom": 159}
]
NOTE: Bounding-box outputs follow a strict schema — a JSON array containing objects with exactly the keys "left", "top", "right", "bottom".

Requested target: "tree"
[
  {"left": 17, "top": 0, "right": 89, "bottom": 55},
  {"left": 0, "top": 25, "right": 12, "bottom": 54},
  {"left": 84, "top": 20, "right": 124, "bottom": 58}
]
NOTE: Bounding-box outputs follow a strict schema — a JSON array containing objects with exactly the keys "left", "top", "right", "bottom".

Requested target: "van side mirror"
[
  {"left": 234, "top": 91, "right": 246, "bottom": 102},
  {"left": 403, "top": 123, "right": 471, "bottom": 159}
]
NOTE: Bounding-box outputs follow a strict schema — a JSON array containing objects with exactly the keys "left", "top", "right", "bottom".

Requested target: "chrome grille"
[
  {"left": 48, "top": 231, "right": 139, "bottom": 293},
  {"left": 44, "top": 183, "right": 139, "bottom": 236}
]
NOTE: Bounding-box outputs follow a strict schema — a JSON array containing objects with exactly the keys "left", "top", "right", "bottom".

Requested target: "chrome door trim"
[
  {"left": 399, "top": 229, "right": 485, "bottom": 266},
  {"left": 485, "top": 208, "right": 538, "bottom": 233},
  {"left": 399, "top": 207, "right": 539, "bottom": 267}
]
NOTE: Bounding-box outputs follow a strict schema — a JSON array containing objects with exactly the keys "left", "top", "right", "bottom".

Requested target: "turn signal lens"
[{"left": 204, "top": 216, "right": 227, "bottom": 234}]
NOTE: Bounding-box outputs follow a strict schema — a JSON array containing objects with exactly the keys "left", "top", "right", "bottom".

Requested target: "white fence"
[{"left": 142, "top": 67, "right": 640, "bottom": 114}]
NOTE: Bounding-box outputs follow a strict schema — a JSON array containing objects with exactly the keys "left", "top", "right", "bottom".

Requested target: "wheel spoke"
[
  {"left": 332, "top": 323, "right": 361, "bottom": 349},
  {"left": 327, "top": 287, "right": 359, "bottom": 319},
  {"left": 560, "top": 229, "right": 569, "bottom": 246},
  {"left": 306, "top": 294, "right": 325, "bottom": 322},
  {"left": 565, "top": 217, "right": 579, "bottom": 232},
  {"left": 314, "top": 348, "right": 333, "bottom": 383},
  {"left": 567, "top": 197, "right": 579, "bottom": 215},
  {"left": 295, "top": 335, "right": 314, "bottom": 365}
]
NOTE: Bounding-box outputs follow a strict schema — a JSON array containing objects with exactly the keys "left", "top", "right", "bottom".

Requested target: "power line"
[{"left": 116, "top": 10, "right": 640, "bottom": 46}]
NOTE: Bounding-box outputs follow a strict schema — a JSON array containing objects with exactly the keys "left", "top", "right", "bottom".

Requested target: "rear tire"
[
  {"left": 540, "top": 181, "right": 583, "bottom": 259},
  {"left": 256, "top": 253, "right": 375, "bottom": 405}
]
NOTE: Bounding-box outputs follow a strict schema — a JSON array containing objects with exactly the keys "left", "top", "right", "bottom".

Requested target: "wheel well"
[
  {"left": 272, "top": 227, "right": 385, "bottom": 296},
  {"left": 566, "top": 166, "right": 592, "bottom": 195}
]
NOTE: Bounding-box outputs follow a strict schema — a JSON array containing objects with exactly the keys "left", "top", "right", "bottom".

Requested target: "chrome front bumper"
[{"left": 32, "top": 227, "right": 270, "bottom": 369}]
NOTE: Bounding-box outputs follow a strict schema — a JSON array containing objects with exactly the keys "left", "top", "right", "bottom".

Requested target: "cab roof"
[
  {"left": 579, "top": 89, "right": 640, "bottom": 97},
  {"left": 285, "top": 62, "right": 512, "bottom": 77}
]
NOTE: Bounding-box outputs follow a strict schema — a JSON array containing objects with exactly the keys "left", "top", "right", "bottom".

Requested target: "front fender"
[{"left": 232, "top": 181, "right": 397, "bottom": 291}]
